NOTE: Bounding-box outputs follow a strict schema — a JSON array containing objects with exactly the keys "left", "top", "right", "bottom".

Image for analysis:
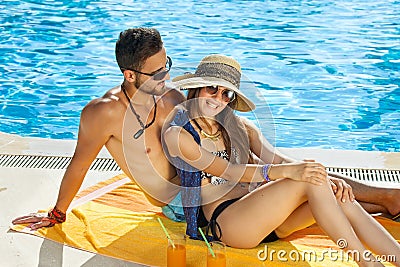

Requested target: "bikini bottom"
[
  {"left": 205, "top": 197, "right": 279, "bottom": 243},
  {"left": 161, "top": 191, "right": 185, "bottom": 222}
]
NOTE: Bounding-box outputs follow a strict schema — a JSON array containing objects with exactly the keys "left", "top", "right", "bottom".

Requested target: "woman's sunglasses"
[{"left": 204, "top": 85, "right": 236, "bottom": 103}]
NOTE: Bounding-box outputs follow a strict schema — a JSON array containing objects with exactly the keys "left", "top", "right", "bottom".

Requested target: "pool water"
[{"left": 0, "top": 0, "right": 399, "bottom": 152}]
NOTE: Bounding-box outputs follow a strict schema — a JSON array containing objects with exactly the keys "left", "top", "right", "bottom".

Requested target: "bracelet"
[
  {"left": 261, "top": 164, "right": 273, "bottom": 182},
  {"left": 45, "top": 206, "right": 66, "bottom": 227}
]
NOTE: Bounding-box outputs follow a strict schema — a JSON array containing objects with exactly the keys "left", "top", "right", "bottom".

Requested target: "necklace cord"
[{"left": 121, "top": 84, "right": 157, "bottom": 137}]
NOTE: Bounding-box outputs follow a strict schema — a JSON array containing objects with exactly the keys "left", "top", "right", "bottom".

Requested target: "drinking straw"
[
  {"left": 198, "top": 227, "right": 215, "bottom": 258},
  {"left": 157, "top": 217, "right": 175, "bottom": 248}
]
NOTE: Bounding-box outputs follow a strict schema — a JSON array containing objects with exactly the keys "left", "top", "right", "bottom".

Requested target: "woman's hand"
[{"left": 282, "top": 162, "right": 328, "bottom": 185}]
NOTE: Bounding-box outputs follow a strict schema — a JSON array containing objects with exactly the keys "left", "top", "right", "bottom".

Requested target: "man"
[
  {"left": 13, "top": 28, "right": 184, "bottom": 228},
  {"left": 12, "top": 28, "right": 400, "bottom": 229}
]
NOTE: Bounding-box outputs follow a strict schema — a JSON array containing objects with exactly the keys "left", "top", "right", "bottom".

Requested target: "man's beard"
[{"left": 136, "top": 78, "right": 167, "bottom": 96}]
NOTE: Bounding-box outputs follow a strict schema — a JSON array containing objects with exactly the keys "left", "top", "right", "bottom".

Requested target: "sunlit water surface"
[{"left": 0, "top": 0, "right": 399, "bottom": 152}]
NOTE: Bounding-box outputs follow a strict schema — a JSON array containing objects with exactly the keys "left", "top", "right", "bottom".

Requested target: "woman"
[{"left": 163, "top": 55, "right": 400, "bottom": 266}]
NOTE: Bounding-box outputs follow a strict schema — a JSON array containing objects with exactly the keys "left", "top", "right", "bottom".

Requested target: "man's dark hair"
[{"left": 115, "top": 28, "right": 163, "bottom": 73}]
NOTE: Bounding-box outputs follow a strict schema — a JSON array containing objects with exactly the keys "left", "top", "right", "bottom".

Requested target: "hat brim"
[{"left": 172, "top": 75, "right": 255, "bottom": 112}]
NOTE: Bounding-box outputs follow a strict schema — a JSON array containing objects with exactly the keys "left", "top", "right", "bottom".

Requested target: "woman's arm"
[{"left": 164, "top": 126, "right": 327, "bottom": 185}]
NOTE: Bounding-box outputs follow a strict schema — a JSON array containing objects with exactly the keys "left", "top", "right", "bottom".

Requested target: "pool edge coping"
[{"left": 1, "top": 131, "right": 399, "bottom": 170}]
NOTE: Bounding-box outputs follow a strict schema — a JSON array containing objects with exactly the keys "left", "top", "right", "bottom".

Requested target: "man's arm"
[
  {"left": 244, "top": 118, "right": 296, "bottom": 164},
  {"left": 12, "top": 99, "right": 113, "bottom": 229},
  {"left": 244, "top": 118, "right": 356, "bottom": 201},
  {"left": 54, "top": 101, "right": 113, "bottom": 212}
]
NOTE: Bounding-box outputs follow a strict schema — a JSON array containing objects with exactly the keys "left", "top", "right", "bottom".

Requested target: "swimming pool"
[{"left": 0, "top": 0, "right": 399, "bottom": 152}]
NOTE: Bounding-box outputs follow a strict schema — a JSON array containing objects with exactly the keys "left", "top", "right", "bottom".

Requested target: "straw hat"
[{"left": 172, "top": 54, "right": 255, "bottom": 112}]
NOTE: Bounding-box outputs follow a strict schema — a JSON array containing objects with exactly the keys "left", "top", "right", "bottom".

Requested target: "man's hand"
[
  {"left": 329, "top": 176, "right": 355, "bottom": 203},
  {"left": 12, "top": 213, "right": 53, "bottom": 230},
  {"left": 12, "top": 207, "right": 66, "bottom": 230}
]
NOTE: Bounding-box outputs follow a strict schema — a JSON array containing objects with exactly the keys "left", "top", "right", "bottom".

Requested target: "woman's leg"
[
  {"left": 273, "top": 201, "right": 400, "bottom": 266},
  {"left": 275, "top": 201, "right": 400, "bottom": 265},
  {"left": 274, "top": 202, "right": 314, "bottom": 238},
  {"left": 216, "top": 178, "right": 384, "bottom": 266},
  {"left": 338, "top": 200, "right": 400, "bottom": 262}
]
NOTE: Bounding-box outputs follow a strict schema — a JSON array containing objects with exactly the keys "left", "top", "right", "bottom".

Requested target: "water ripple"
[{"left": 0, "top": 0, "right": 399, "bottom": 151}]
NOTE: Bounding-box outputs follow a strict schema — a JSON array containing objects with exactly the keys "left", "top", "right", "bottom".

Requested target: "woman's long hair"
[{"left": 186, "top": 88, "right": 253, "bottom": 164}]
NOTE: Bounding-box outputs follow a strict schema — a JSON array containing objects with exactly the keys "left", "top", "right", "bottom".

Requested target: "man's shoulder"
[
  {"left": 82, "top": 86, "right": 124, "bottom": 119},
  {"left": 159, "top": 87, "right": 185, "bottom": 108}
]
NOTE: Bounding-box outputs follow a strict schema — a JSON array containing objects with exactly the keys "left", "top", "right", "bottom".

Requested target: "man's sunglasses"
[
  {"left": 204, "top": 85, "right": 236, "bottom": 103},
  {"left": 122, "top": 56, "right": 172, "bottom": 81}
]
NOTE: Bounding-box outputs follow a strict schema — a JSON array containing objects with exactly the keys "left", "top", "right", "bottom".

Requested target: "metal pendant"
[
  {"left": 133, "top": 128, "right": 144, "bottom": 139},
  {"left": 200, "top": 130, "right": 220, "bottom": 141}
]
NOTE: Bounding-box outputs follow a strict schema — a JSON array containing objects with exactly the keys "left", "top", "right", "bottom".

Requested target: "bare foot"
[{"left": 384, "top": 188, "right": 400, "bottom": 216}]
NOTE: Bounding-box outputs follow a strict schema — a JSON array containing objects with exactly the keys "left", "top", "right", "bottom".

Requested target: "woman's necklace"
[
  {"left": 121, "top": 84, "right": 157, "bottom": 139},
  {"left": 192, "top": 119, "right": 221, "bottom": 141}
]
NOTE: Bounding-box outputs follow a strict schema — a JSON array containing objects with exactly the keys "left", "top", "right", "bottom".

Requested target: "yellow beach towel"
[{"left": 11, "top": 174, "right": 400, "bottom": 266}]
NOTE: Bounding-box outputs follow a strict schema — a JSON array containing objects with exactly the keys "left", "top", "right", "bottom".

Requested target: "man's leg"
[{"left": 340, "top": 175, "right": 400, "bottom": 217}]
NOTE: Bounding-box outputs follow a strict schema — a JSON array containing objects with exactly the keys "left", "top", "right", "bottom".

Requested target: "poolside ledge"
[
  {"left": 0, "top": 132, "right": 399, "bottom": 266},
  {"left": 0, "top": 132, "right": 399, "bottom": 170}
]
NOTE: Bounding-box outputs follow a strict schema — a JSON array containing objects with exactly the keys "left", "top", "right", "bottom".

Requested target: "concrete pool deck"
[{"left": 0, "top": 132, "right": 399, "bottom": 266}]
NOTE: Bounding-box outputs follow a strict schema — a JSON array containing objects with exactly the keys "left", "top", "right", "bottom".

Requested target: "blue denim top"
[{"left": 168, "top": 108, "right": 210, "bottom": 240}]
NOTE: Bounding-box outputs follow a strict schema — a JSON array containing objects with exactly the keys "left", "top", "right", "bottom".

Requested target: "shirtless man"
[
  {"left": 12, "top": 27, "right": 400, "bottom": 229},
  {"left": 12, "top": 28, "right": 184, "bottom": 228}
]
